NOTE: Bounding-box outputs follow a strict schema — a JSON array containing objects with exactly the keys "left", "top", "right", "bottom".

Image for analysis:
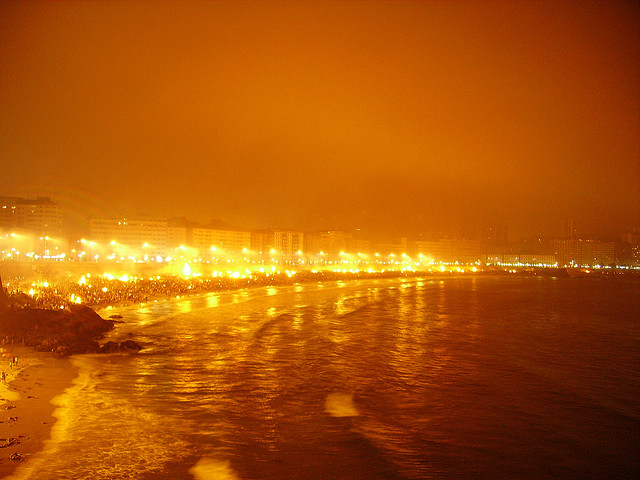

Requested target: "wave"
[{"left": 189, "top": 458, "right": 240, "bottom": 480}]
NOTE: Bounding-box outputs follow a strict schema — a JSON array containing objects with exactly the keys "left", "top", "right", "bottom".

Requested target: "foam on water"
[
  {"left": 325, "top": 392, "right": 359, "bottom": 417},
  {"left": 7, "top": 356, "right": 190, "bottom": 480},
  {"left": 189, "top": 458, "right": 240, "bottom": 480}
]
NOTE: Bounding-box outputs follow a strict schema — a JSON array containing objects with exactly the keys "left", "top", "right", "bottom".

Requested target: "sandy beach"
[{"left": 0, "top": 346, "right": 77, "bottom": 479}]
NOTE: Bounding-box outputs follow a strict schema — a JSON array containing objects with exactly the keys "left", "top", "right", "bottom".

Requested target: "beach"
[{"left": 0, "top": 346, "right": 77, "bottom": 479}]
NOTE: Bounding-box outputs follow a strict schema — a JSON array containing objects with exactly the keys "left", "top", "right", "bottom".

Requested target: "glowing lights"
[{"left": 1, "top": 231, "right": 632, "bottom": 274}]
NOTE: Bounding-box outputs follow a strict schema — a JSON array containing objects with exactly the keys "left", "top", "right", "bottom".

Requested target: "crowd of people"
[{"left": 2, "top": 269, "right": 417, "bottom": 310}]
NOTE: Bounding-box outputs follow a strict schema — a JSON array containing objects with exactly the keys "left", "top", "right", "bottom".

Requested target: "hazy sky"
[{"left": 1, "top": 0, "right": 638, "bottom": 239}]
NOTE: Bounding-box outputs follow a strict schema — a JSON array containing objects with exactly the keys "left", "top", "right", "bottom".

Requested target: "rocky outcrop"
[{"left": 0, "top": 303, "right": 124, "bottom": 356}]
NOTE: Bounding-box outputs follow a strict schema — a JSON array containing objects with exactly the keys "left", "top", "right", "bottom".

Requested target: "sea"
[{"left": 7, "top": 275, "right": 640, "bottom": 480}]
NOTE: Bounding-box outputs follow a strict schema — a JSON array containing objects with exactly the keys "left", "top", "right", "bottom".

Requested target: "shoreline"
[{"left": 0, "top": 346, "right": 78, "bottom": 479}]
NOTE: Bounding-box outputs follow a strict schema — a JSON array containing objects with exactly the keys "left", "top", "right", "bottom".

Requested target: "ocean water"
[{"left": 8, "top": 275, "right": 640, "bottom": 480}]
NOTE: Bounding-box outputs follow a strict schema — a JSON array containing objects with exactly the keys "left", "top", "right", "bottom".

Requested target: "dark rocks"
[
  {"left": 99, "top": 341, "right": 120, "bottom": 354},
  {"left": 0, "top": 303, "right": 142, "bottom": 356},
  {"left": 99, "top": 340, "right": 142, "bottom": 353},
  {"left": 119, "top": 339, "right": 142, "bottom": 351},
  {"left": 52, "top": 346, "right": 71, "bottom": 358}
]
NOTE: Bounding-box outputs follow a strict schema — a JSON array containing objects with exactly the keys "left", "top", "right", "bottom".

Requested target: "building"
[
  {"left": 375, "top": 237, "right": 408, "bottom": 257},
  {"left": 554, "top": 239, "right": 615, "bottom": 267},
  {"left": 484, "top": 253, "right": 557, "bottom": 266},
  {"left": 305, "top": 231, "right": 347, "bottom": 258},
  {"left": 273, "top": 230, "right": 304, "bottom": 263},
  {"left": 562, "top": 219, "right": 578, "bottom": 240},
  {"left": 412, "top": 234, "right": 480, "bottom": 264},
  {"left": 89, "top": 216, "right": 169, "bottom": 256},
  {"left": 166, "top": 225, "right": 188, "bottom": 249},
  {"left": 191, "top": 227, "right": 251, "bottom": 254},
  {"left": 251, "top": 230, "right": 274, "bottom": 257},
  {"left": 622, "top": 229, "right": 640, "bottom": 266},
  {"left": 0, "top": 196, "right": 63, "bottom": 236}
]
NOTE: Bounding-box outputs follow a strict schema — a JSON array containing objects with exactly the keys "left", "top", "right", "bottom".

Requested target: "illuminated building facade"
[
  {"left": 273, "top": 230, "right": 304, "bottom": 262},
  {"left": 622, "top": 230, "right": 640, "bottom": 266},
  {"left": 305, "top": 231, "right": 373, "bottom": 259},
  {"left": 554, "top": 239, "right": 615, "bottom": 267},
  {"left": 413, "top": 235, "right": 481, "bottom": 264},
  {"left": 90, "top": 216, "right": 168, "bottom": 255},
  {"left": 167, "top": 226, "right": 188, "bottom": 249},
  {"left": 376, "top": 237, "right": 408, "bottom": 256},
  {"left": 305, "top": 231, "right": 347, "bottom": 257},
  {"left": 0, "top": 196, "right": 63, "bottom": 236},
  {"left": 192, "top": 228, "right": 251, "bottom": 254},
  {"left": 484, "top": 253, "right": 557, "bottom": 266}
]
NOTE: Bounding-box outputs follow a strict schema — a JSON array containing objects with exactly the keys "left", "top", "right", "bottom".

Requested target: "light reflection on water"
[{"left": 7, "top": 277, "right": 640, "bottom": 480}]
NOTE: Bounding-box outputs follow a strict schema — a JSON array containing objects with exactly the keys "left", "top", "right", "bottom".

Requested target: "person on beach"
[{"left": 1, "top": 371, "right": 5, "bottom": 384}]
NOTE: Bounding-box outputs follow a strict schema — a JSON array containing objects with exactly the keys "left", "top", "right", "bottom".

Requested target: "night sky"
[{"left": 1, "top": 0, "right": 638, "bottom": 239}]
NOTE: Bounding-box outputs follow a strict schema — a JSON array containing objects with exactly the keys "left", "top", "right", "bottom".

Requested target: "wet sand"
[{"left": 0, "top": 346, "right": 77, "bottom": 479}]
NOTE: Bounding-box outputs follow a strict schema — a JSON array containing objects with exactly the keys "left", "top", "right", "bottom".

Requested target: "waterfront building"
[
  {"left": 345, "top": 236, "right": 373, "bottom": 257},
  {"left": 192, "top": 227, "right": 251, "bottom": 254},
  {"left": 167, "top": 225, "right": 188, "bottom": 249},
  {"left": 273, "top": 230, "right": 304, "bottom": 263},
  {"left": 375, "top": 237, "right": 408, "bottom": 257},
  {"left": 413, "top": 234, "right": 480, "bottom": 264},
  {"left": 305, "top": 231, "right": 347, "bottom": 258},
  {"left": 562, "top": 219, "right": 578, "bottom": 240},
  {"left": 250, "top": 229, "right": 304, "bottom": 263},
  {"left": 622, "top": 230, "right": 640, "bottom": 266},
  {"left": 554, "top": 239, "right": 615, "bottom": 267},
  {"left": 0, "top": 196, "right": 63, "bottom": 236},
  {"left": 484, "top": 253, "right": 557, "bottom": 266},
  {"left": 251, "top": 230, "right": 274, "bottom": 257},
  {"left": 89, "top": 216, "right": 168, "bottom": 256}
]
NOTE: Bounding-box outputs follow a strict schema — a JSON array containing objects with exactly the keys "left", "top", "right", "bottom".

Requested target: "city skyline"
[
  {"left": 3, "top": 194, "right": 636, "bottom": 269},
  {"left": 1, "top": 193, "right": 637, "bottom": 243},
  {"left": 1, "top": 1, "right": 639, "bottom": 240}
]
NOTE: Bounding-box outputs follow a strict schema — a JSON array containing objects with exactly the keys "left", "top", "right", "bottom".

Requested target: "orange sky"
[{"left": 1, "top": 0, "right": 638, "bottom": 239}]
